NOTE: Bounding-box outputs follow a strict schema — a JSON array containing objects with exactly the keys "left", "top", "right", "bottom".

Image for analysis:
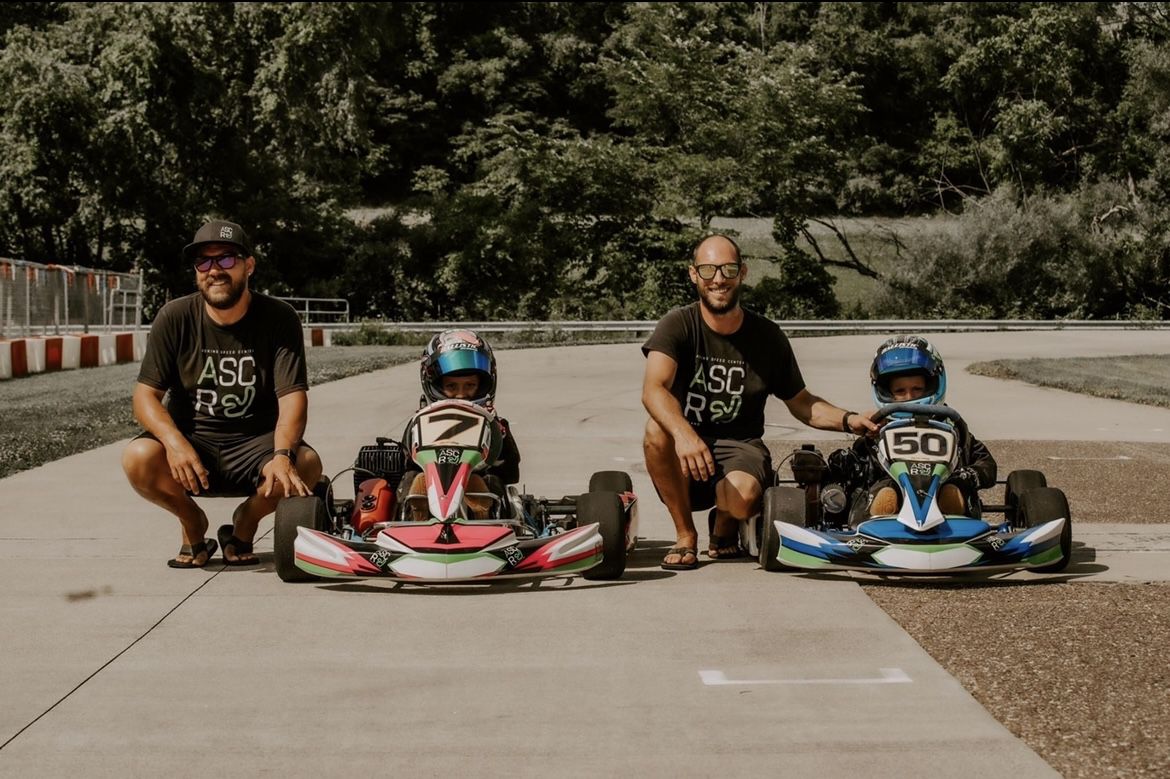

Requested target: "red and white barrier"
[
  {"left": 305, "top": 327, "right": 332, "bottom": 347},
  {"left": 0, "top": 331, "right": 146, "bottom": 380}
]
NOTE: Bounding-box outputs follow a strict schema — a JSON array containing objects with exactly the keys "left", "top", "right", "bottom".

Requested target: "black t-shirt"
[
  {"left": 137, "top": 292, "right": 308, "bottom": 439},
  {"left": 642, "top": 303, "right": 805, "bottom": 440}
]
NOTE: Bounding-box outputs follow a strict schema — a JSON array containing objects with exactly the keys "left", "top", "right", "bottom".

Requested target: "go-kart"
[
  {"left": 273, "top": 399, "right": 637, "bottom": 583},
  {"left": 756, "top": 403, "right": 1072, "bottom": 574}
]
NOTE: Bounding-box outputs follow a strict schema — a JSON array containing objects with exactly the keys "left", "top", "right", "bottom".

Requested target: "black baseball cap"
[{"left": 183, "top": 219, "right": 252, "bottom": 260}]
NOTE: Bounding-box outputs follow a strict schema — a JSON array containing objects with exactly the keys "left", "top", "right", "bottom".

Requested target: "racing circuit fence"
[{"left": 0, "top": 257, "right": 143, "bottom": 338}]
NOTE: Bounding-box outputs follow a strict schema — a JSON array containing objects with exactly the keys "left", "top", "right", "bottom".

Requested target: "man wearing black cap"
[{"left": 122, "top": 219, "right": 323, "bottom": 568}]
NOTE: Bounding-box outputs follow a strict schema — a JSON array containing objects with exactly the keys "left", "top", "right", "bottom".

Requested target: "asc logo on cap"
[{"left": 219, "top": 226, "right": 234, "bottom": 240}]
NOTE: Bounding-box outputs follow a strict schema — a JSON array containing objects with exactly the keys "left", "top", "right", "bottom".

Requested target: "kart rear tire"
[
  {"left": 588, "top": 470, "right": 633, "bottom": 494},
  {"left": 1019, "top": 487, "right": 1072, "bottom": 573},
  {"left": 578, "top": 491, "right": 626, "bottom": 580},
  {"left": 312, "top": 476, "right": 332, "bottom": 504},
  {"left": 275, "top": 496, "right": 331, "bottom": 582},
  {"left": 759, "top": 486, "right": 805, "bottom": 572},
  {"left": 1005, "top": 470, "right": 1047, "bottom": 528}
]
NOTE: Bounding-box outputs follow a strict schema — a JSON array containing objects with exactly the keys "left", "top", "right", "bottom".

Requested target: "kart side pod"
[{"left": 353, "top": 477, "right": 396, "bottom": 535}]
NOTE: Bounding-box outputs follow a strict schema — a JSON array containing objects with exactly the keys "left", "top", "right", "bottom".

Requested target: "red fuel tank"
[{"left": 353, "top": 477, "right": 396, "bottom": 535}]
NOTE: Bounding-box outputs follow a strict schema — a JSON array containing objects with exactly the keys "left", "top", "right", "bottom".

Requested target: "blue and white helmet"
[{"left": 870, "top": 335, "right": 946, "bottom": 407}]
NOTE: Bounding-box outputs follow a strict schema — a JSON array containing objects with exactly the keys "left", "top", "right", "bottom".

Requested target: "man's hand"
[
  {"left": 948, "top": 466, "right": 981, "bottom": 494},
  {"left": 848, "top": 410, "right": 881, "bottom": 437},
  {"left": 675, "top": 429, "right": 715, "bottom": 482},
  {"left": 262, "top": 452, "right": 310, "bottom": 498},
  {"left": 164, "top": 439, "right": 209, "bottom": 494}
]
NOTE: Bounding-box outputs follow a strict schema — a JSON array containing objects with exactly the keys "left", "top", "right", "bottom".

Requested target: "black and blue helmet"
[
  {"left": 420, "top": 329, "right": 497, "bottom": 406},
  {"left": 870, "top": 335, "right": 946, "bottom": 407}
]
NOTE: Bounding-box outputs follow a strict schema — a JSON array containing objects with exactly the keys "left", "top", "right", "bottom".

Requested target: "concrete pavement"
[{"left": 2, "top": 331, "right": 1168, "bottom": 776}]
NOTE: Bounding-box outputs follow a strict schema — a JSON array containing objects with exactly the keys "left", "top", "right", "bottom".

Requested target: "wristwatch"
[{"left": 273, "top": 448, "right": 297, "bottom": 465}]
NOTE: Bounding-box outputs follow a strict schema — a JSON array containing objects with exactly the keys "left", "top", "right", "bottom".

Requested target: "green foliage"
[
  {"left": 879, "top": 183, "right": 1169, "bottom": 319},
  {"left": 4, "top": 2, "right": 1170, "bottom": 323},
  {"left": 745, "top": 252, "right": 840, "bottom": 320}
]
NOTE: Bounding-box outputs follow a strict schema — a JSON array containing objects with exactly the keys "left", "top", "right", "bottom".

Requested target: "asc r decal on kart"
[
  {"left": 848, "top": 536, "right": 867, "bottom": 552},
  {"left": 503, "top": 545, "right": 523, "bottom": 567},
  {"left": 369, "top": 549, "right": 394, "bottom": 569},
  {"left": 910, "top": 462, "right": 933, "bottom": 476},
  {"left": 438, "top": 448, "right": 460, "bottom": 464}
]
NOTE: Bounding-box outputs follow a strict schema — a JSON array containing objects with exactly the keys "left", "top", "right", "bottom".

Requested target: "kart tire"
[
  {"left": 1005, "top": 470, "right": 1047, "bottom": 528},
  {"left": 274, "top": 496, "right": 331, "bottom": 583},
  {"left": 1019, "top": 487, "right": 1072, "bottom": 573},
  {"left": 578, "top": 491, "right": 626, "bottom": 580},
  {"left": 312, "top": 476, "right": 332, "bottom": 504},
  {"left": 759, "top": 486, "right": 805, "bottom": 572},
  {"left": 588, "top": 470, "right": 633, "bottom": 494}
]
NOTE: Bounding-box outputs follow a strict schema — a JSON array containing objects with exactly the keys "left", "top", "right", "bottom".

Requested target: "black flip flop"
[
  {"left": 661, "top": 546, "right": 699, "bottom": 570},
  {"left": 217, "top": 524, "right": 259, "bottom": 567},
  {"left": 167, "top": 538, "right": 218, "bottom": 569}
]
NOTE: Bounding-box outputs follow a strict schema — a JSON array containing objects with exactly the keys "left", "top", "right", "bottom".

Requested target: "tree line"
[{"left": 2, "top": 2, "right": 1169, "bottom": 321}]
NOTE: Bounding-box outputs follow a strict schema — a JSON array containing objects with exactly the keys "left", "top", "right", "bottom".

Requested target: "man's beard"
[
  {"left": 199, "top": 274, "right": 247, "bottom": 310},
  {"left": 698, "top": 283, "right": 740, "bottom": 315}
]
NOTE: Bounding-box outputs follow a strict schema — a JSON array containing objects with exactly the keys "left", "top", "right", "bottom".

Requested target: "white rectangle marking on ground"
[
  {"left": 699, "top": 668, "right": 911, "bottom": 686},
  {"left": 1045, "top": 455, "right": 1132, "bottom": 461}
]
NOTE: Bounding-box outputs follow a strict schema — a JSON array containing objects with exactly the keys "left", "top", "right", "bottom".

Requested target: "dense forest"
[{"left": 3, "top": 2, "right": 1170, "bottom": 320}]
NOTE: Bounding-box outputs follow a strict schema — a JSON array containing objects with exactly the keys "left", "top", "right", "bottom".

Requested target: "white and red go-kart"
[{"left": 274, "top": 399, "right": 637, "bottom": 584}]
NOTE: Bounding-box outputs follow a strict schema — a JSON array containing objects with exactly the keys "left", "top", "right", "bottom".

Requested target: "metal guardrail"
[
  {"left": 275, "top": 296, "right": 350, "bottom": 324},
  {"left": 308, "top": 319, "right": 1170, "bottom": 334}
]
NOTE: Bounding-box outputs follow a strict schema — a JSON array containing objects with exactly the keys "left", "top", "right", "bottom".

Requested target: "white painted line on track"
[
  {"left": 699, "top": 668, "right": 912, "bottom": 686},
  {"left": 1045, "top": 455, "right": 1132, "bottom": 461}
]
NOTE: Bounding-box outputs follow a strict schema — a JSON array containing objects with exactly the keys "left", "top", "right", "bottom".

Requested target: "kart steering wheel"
[{"left": 873, "top": 402, "right": 969, "bottom": 443}]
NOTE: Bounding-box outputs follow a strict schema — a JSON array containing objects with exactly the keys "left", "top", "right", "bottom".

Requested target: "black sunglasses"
[
  {"left": 693, "top": 262, "right": 742, "bottom": 280},
  {"left": 194, "top": 253, "right": 243, "bottom": 273}
]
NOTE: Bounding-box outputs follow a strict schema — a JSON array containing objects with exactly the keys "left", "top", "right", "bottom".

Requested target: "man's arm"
[
  {"left": 642, "top": 350, "right": 714, "bottom": 480},
  {"left": 131, "top": 382, "right": 210, "bottom": 494},
  {"left": 264, "top": 389, "right": 311, "bottom": 498},
  {"left": 782, "top": 388, "right": 879, "bottom": 436}
]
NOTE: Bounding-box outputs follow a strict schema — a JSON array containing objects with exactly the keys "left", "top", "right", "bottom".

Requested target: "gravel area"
[
  {"left": 767, "top": 435, "right": 1170, "bottom": 777},
  {"left": 865, "top": 582, "right": 1170, "bottom": 779}
]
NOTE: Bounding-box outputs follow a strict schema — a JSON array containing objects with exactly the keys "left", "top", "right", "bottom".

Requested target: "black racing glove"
[{"left": 947, "top": 466, "right": 981, "bottom": 494}]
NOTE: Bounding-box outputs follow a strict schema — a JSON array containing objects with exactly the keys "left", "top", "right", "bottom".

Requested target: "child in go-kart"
[
  {"left": 403, "top": 329, "right": 522, "bottom": 520},
  {"left": 829, "top": 335, "right": 997, "bottom": 524}
]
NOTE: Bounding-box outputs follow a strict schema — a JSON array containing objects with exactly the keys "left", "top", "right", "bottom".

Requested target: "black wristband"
[
  {"left": 273, "top": 448, "right": 297, "bottom": 465},
  {"left": 841, "top": 412, "right": 855, "bottom": 433}
]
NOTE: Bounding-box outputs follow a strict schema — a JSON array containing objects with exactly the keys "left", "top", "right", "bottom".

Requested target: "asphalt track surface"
[{"left": 1, "top": 331, "right": 1168, "bottom": 777}]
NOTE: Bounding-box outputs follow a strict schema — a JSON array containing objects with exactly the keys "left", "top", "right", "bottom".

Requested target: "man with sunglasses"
[
  {"left": 642, "top": 234, "right": 878, "bottom": 570},
  {"left": 122, "top": 219, "right": 322, "bottom": 568}
]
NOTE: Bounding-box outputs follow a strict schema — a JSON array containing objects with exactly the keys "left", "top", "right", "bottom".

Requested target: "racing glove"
[{"left": 947, "top": 467, "right": 981, "bottom": 495}]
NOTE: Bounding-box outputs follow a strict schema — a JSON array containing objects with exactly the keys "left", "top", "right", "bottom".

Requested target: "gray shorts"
[
  {"left": 687, "top": 437, "right": 773, "bottom": 512},
  {"left": 135, "top": 429, "right": 314, "bottom": 496}
]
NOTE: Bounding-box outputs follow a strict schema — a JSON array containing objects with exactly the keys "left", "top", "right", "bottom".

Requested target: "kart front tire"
[
  {"left": 578, "top": 491, "right": 626, "bottom": 580},
  {"left": 759, "top": 486, "right": 805, "bottom": 572},
  {"left": 1019, "top": 487, "right": 1072, "bottom": 573},
  {"left": 588, "top": 470, "right": 633, "bottom": 494},
  {"left": 1005, "top": 470, "right": 1047, "bottom": 528},
  {"left": 274, "top": 496, "right": 330, "bottom": 582}
]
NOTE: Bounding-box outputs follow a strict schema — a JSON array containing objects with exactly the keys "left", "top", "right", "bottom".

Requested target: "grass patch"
[
  {"left": 967, "top": 354, "right": 1170, "bottom": 408},
  {"left": 710, "top": 215, "right": 960, "bottom": 314}
]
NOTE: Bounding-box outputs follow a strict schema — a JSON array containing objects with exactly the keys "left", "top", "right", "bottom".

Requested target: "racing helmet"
[
  {"left": 870, "top": 335, "right": 946, "bottom": 408},
  {"left": 420, "top": 329, "right": 497, "bottom": 406}
]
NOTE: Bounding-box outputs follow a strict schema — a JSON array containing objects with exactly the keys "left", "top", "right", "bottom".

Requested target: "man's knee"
[
  {"left": 122, "top": 437, "right": 164, "bottom": 483},
  {"left": 718, "top": 471, "right": 763, "bottom": 517}
]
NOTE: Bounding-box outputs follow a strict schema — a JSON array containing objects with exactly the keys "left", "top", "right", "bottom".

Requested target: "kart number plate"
[
  {"left": 879, "top": 426, "right": 955, "bottom": 464},
  {"left": 417, "top": 409, "right": 487, "bottom": 447}
]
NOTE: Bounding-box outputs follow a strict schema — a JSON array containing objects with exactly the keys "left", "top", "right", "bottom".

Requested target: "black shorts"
[
  {"left": 136, "top": 429, "right": 314, "bottom": 496},
  {"left": 687, "top": 437, "right": 773, "bottom": 512}
]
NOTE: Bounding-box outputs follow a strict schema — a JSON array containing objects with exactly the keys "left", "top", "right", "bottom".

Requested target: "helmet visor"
[
  {"left": 875, "top": 347, "right": 938, "bottom": 377},
  {"left": 434, "top": 349, "right": 492, "bottom": 378}
]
